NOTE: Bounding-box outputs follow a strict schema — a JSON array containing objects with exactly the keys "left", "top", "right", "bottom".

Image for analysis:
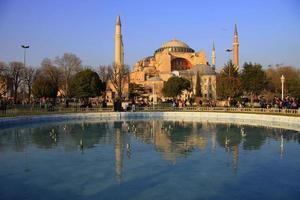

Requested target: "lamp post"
[
  {"left": 21, "top": 45, "right": 30, "bottom": 103},
  {"left": 21, "top": 45, "right": 30, "bottom": 68},
  {"left": 280, "top": 75, "right": 285, "bottom": 100},
  {"left": 225, "top": 49, "right": 233, "bottom": 77},
  {"left": 225, "top": 49, "right": 233, "bottom": 100}
]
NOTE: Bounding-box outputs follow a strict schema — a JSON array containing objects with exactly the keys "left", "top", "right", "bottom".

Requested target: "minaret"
[
  {"left": 115, "top": 15, "right": 123, "bottom": 66},
  {"left": 211, "top": 42, "right": 216, "bottom": 70},
  {"left": 233, "top": 24, "right": 239, "bottom": 70}
]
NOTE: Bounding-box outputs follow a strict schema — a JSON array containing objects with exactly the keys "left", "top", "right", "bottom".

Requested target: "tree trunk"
[
  {"left": 14, "top": 84, "right": 18, "bottom": 104},
  {"left": 117, "top": 73, "right": 122, "bottom": 99}
]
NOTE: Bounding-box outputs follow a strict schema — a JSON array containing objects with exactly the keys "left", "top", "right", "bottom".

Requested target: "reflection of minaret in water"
[
  {"left": 225, "top": 136, "right": 230, "bottom": 151},
  {"left": 210, "top": 125, "right": 217, "bottom": 151},
  {"left": 126, "top": 143, "right": 131, "bottom": 159},
  {"left": 232, "top": 144, "right": 239, "bottom": 173},
  {"left": 80, "top": 138, "right": 84, "bottom": 154},
  {"left": 280, "top": 134, "right": 284, "bottom": 159},
  {"left": 115, "top": 126, "right": 123, "bottom": 182}
]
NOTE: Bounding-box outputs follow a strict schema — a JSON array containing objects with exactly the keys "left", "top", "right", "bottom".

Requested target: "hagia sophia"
[{"left": 109, "top": 16, "right": 239, "bottom": 102}]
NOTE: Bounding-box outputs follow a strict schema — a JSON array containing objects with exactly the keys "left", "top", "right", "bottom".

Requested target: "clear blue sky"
[{"left": 0, "top": 0, "right": 299, "bottom": 70}]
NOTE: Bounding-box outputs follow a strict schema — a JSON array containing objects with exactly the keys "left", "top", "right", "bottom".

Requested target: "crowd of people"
[
  {"left": 226, "top": 96, "right": 299, "bottom": 109},
  {"left": 272, "top": 96, "right": 299, "bottom": 109}
]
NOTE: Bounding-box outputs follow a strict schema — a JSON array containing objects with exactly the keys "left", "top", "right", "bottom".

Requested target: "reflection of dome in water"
[{"left": 155, "top": 39, "right": 195, "bottom": 54}]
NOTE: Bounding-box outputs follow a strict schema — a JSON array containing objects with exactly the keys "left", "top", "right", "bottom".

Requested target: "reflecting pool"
[{"left": 0, "top": 120, "right": 299, "bottom": 200}]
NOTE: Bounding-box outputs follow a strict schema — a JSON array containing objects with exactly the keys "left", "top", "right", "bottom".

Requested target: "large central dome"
[
  {"left": 161, "top": 39, "right": 190, "bottom": 48},
  {"left": 155, "top": 39, "right": 195, "bottom": 54}
]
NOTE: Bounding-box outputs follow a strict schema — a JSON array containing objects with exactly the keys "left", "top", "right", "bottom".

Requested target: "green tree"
[
  {"left": 221, "top": 60, "right": 239, "bottom": 78},
  {"left": 129, "top": 83, "right": 145, "bottom": 100},
  {"left": 217, "top": 60, "right": 241, "bottom": 98},
  {"left": 241, "top": 62, "right": 267, "bottom": 104},
  {"left": 162, "top": 76, "right": 190, "bottom": 97},
  {"left": 287, "top": 77, "right": 300, "bottom": 98},
  {"left": 71, "top": 69, "right": 105, "bottom": 98}
]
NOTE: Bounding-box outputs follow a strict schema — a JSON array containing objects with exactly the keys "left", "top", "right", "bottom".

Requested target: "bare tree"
[
  {"left": 8, "top": 61, "right": 25, "bottom": 103},
  {"left": 42, "top": 58, "right": 62, "bottom": 93},
  {"left": 109, "top": 63, "right": 129, "bottom": 99},
  {"left": 98, "top": 65, "right": 113, "bottom": 83},
  {"left": 23, "top": 66, "right": 35, "bottom": 103},
  {"left": 55, "top": 53, "right": 82, "bottom": 98}
]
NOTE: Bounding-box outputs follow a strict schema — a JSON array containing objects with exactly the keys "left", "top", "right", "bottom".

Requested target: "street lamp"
[
  {"left": 225, "top": 49, "right": 233, "bottom": 77},
  {"left": 280, "top": 75, "right": 285, "bottom": 100},
  {"left": 21, "top": 45, "right": 30, "bottom": 68},
  {"left": 225, "top": 49, "right": 233, "bottom": 100}
]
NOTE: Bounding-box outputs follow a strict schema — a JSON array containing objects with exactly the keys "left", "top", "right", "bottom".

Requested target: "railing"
[
  {"left": 141, "top": 106, "right": 300, "bottom": 116},
  {"left": 0, "top": 106, "right": 299, "bottom": 117}
]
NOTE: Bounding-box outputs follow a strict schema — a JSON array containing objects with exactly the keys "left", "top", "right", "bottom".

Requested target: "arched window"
[{"left": 171, "top": 58, "right": 192, "bottom": 71}]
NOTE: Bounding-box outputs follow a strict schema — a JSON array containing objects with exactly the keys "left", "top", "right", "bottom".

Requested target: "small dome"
[{"left": 155, "top": 39, "right": 195, "bottom": 54}]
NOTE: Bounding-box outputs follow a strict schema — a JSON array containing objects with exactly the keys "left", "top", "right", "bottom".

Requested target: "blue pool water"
[{"left": 0, "top": 120, "right": 299, "bottom": 200}]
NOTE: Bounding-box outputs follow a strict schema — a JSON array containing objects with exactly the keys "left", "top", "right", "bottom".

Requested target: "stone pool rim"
[{"left": 0, "top": 112, "right": 299, "bottom": 132}]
